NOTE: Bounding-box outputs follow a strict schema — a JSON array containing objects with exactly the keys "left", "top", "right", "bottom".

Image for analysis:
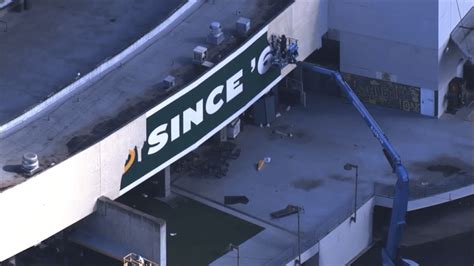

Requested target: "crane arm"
[{"left": 295, "top": 61, "right": 410, "bottom": 266}]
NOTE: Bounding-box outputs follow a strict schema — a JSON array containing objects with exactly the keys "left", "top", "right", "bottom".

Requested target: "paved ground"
[
  {"left": 0, "top": 0, "right": 290, "bottom": 189},
  {"left": 0, "top": 0, "right": 182, "bottom": 124},
  {"left": 14, "top": 189, "right": 474, "bottom": 266},
  {"left": 10, "top": 91, "right": 473, "bottom": 264},
  {"left": 171, "top": 89, "right": 474, "bottom": 264}
]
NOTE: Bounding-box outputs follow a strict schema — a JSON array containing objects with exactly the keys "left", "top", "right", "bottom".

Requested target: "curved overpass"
[{"left": 0, "top": 0, "right": 327, "bottom": 261}]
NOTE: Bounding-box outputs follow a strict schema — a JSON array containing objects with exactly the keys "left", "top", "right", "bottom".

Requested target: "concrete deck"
[
  {"left": 0, "top": 0, "right": 182, "bottom": 124},
  {"left": 171, "top": 90, "right": 474, "bottom": 265},
  {"left": 0, "top": 0, "right": 290, "bottom": 189}
]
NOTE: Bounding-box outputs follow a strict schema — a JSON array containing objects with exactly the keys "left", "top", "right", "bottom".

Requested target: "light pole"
[
  {"left": 286, "top": 205, "right": 304, "bottom": 266},
  {"left": 295, "top": 205, "right": 303, "bottom": 266},
  {"left": 270, "top": 204, "right": 304, "bottom": 265},
  {"left": 228, "top": 243, "right": 240, "bottom": 266},
  {"left": 344, "top": 163, "right": 358, "bottom": 223}
]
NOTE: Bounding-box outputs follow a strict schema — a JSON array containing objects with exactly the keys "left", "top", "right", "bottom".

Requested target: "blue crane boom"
[
  {"left": 296, "top": 62, "right": 409, "bottom": 266},
  {"left": 271, "top": 36, "right": 412, "bottom": 265}
]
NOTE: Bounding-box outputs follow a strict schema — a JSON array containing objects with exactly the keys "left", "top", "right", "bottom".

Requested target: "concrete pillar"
[
  {"left": 220, "top": 128, "right": 228, "bottom": 142},
  {"left": 155, "top": 166, "right": 171, "bottom": 198},
  {"left": 163, "top": 166, "right": 171, "bottom": 198},
  {"left": 23, "top": 0, "right": 31, "bottom": 10},
  {"left": 69, "top": 197, "right": 166, "bottom": 265}
]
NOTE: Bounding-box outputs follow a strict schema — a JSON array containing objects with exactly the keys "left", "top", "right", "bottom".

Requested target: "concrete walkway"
[
  {"left": 172, "top": 186, "right": 302, "bottom": 266},
  {"left": 172, "top": 89, "right": 474, "bottom": 265}
]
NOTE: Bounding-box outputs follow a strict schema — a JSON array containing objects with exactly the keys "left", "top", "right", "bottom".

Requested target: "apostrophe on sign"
[{"left": 251, "top": 58, "right": 256, "bottom": 73}]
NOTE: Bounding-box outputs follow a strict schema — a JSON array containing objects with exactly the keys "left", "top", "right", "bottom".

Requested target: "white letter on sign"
[
  {"left": 206, "top": 85, "right": 224, "bottom": 115},
  {"left": 258, "top": 46, "right": 273, "bottom": 75},
  {"left": 183, "top": 99, "right": 204, "bottom": 134},
  {"left": 148, "top": 124, "right": 169, "bottom": 155},
  {"left": 170, "top": 114, "right": 180, "bottom": 142},
  {"left": 226, "top": 69, "right": 243, "bottom": 102}
]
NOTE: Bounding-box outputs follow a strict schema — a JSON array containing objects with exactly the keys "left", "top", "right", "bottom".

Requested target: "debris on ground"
[
  {"left": 173, "top": 141, "right": 241, "bottom": 178},
  {"left": 272, "top": 129, "right": 293, "bottom": 138},
  {"left": 257, "top": 159, "right": 265, "bottom": 171},
  {"left": 256, "top": 156, "right": 272, "bottom": 171},
  {"left": 270, "top": 205, "right": 301, "bottom": 219},
  {"left": 224, "top": 196, "right": 249, "bottom": 205}
]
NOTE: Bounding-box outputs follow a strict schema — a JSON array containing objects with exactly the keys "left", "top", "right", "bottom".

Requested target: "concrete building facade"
[{"left": 327, "top": 0, "right": 473, "bottom": 117}]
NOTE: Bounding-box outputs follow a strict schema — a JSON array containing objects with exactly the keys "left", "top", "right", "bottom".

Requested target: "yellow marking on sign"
[{"left": 124, "top": 149, "right": 136, "bottom": 173}]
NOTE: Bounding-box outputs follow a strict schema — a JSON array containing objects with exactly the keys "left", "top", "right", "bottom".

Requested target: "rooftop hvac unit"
[
  {"left": 193, "top": 45, "right": 207, "bottom": 64},
  {"left": 193, "top": 45, "right": 214, "bottom": 68},
  {"left": 236, "top": 17, "right": 250, "bottom": 37},
  {"left": 163, "top": 75, "right": 176, "bottom": 89}
]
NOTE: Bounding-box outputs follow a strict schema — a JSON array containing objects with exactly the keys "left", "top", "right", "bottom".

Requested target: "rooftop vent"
[
  {"left": 22, "top": 152, "right": 39, "bottom": 175},
  {"left": 207, "top": 21, "right": 224, "bottom": 45}
]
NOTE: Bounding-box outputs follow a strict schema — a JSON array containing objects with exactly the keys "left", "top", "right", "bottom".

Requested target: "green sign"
[{"left": 120, "top": 29, "right": 280, "bottom": 192}]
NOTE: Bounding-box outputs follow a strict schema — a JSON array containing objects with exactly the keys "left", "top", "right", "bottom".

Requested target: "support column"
[
  {"left": 220, "top": 128, "right": 228, "bottom": 142},
  {"left": 155, "top": 166, "right": 171, "bottom": 198},
  {"left": 23, "top": 0, "right": 31, "bottom": 10},
  {"left": 163, "top": 166, "right": 171, "bottom": 198}
]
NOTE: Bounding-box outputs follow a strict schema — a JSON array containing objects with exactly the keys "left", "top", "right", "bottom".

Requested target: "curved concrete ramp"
[{"left": 0, "top": 0, "right": 184, "bottom": 129}]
